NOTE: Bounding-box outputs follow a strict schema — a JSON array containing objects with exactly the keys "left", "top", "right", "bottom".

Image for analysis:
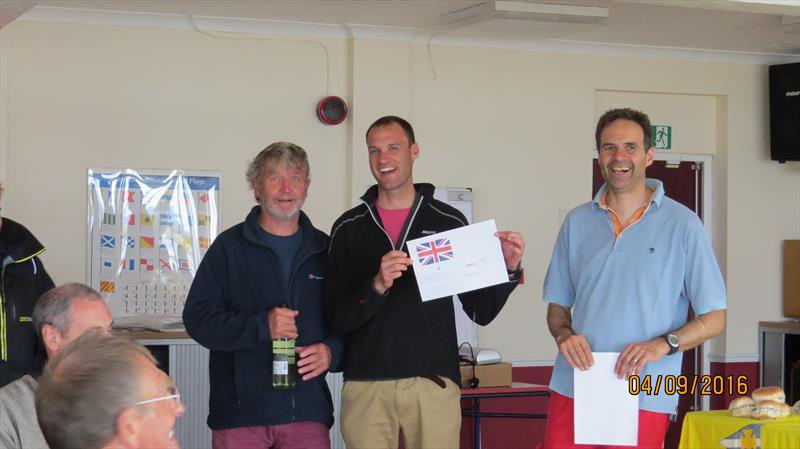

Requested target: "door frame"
[{"left": 652, "top": 152, "right": 715, "bottom": 412}]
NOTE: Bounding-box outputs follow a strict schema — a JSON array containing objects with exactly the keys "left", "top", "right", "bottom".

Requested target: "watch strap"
[{"left": 507, "top": 264, "right": 523, "bottom": 282}]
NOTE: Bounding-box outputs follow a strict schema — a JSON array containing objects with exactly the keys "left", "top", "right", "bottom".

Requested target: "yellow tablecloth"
[{"left": 679, "top": 410, "right": 800, "bottom": 449}]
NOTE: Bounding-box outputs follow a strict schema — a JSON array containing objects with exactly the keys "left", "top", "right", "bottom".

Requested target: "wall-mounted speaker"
[
  {"left": 316, "top": 96, "right": 348, "bottom": 125},
  {"left": 769, "top": 62, "right": 800, "bottom": 163}
]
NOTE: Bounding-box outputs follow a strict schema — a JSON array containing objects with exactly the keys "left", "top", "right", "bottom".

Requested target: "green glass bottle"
[{"left": 272, "top": 337, "right": 295, "bottom": 390}]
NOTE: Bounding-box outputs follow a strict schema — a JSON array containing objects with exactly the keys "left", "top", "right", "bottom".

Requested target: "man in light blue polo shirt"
[{"left": 542, "top": 108, "right": 726, "bottom": 449}]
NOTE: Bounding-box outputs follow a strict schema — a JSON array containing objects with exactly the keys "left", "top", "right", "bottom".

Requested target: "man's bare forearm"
[
  {"left": 547, "top": 303, "right": 575, "bottom": 343},
  {"left": 670, "top": 309, "right": 726, "bottom": 352}
]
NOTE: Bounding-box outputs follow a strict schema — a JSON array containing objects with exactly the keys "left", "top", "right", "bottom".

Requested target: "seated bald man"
[{"left": 0, "top": 283, "right": 113, "bottom": 449}]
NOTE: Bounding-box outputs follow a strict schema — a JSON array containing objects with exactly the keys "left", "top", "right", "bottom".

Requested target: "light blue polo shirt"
[{"left": 543, "top": 179, "right": 726, "bottom": 414}]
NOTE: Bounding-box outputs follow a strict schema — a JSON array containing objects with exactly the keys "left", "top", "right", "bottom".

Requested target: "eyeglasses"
[{"left": 133, "top": 386, "right": 181, "bottom": 408}]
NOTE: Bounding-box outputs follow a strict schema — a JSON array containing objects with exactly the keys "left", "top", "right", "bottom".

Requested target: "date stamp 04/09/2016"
[{"left": 628, "top": 375, "right": 748, "bottom": 396}]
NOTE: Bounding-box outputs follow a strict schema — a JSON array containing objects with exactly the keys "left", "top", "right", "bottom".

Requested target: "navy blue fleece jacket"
[{"left": 183, "top": 207, "right": 343, "bottom": 430}]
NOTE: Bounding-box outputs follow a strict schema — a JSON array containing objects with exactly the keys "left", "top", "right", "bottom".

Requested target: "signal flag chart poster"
[{"left": 87, "top": 169, "right": 220, "bottom": 320}]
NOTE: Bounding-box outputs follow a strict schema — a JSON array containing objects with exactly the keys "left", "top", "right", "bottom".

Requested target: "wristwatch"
[
  {"left": 662, "top": 333, "right": 679, "bottom": 355},
  {"left": 507, "top": 264, "right": 523, "bottom": 282}
]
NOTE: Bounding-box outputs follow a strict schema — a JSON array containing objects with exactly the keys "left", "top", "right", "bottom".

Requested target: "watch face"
[{"left": 668, "top": 334, "right": 679, "bottom": 346}]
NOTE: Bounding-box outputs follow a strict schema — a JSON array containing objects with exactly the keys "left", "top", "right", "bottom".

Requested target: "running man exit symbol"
[{"left": 652, "top": 125, "right": 672, "bottom": 150}]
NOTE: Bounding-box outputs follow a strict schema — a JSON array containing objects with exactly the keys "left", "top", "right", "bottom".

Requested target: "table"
[
  {"left": 461, "top": 382, "right": 549, "bottom": 449},
  {"left": 679, "top": 410, "right": 800, "bottom": 449}
]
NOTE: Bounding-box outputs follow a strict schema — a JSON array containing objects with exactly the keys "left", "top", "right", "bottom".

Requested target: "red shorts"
[{"left": 542, "top": 390, "right": 669, "bottom": 449}]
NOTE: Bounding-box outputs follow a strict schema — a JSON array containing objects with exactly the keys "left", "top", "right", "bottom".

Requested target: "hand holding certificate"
[{"left": 406, "top": 219, "right": 511, "bottom": 302}]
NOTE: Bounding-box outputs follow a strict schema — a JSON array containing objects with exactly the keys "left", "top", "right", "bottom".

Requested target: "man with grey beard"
[{"left": 183, "top": 142, "right": 342, "bottom": 449}]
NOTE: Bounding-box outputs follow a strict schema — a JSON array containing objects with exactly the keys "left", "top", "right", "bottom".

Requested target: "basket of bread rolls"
[{"left": 728, "top": 386, "right": 793, "bottom": 419}]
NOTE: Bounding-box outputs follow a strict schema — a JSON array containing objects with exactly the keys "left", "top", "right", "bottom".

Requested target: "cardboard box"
[{"left": 460, "top": 362, "right": 512, "bottom": 388}]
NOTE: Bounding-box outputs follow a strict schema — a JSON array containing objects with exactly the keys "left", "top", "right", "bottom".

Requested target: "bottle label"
[
  {"left": 273, "top": 359, "right": 289, "bottom": 375},
  {"left": 273, "top": 339, "right": 296, "bottom": 365},
  {"left": 273, "top": 339, "right": 295, "bottom": 352}
]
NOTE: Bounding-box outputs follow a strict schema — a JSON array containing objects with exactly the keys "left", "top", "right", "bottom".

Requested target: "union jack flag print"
[{"left": 416, "top": 238, "right": 454, "bottom": 266}]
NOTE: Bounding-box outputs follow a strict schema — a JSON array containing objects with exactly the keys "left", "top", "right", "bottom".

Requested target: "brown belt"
[{"left": 421, "top": 374, "right": 447, "bottom": 389}]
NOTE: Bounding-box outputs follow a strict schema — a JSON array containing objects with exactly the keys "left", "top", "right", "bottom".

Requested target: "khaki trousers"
[{"left": 340, "top": 377, "right": 462, "bottom": 449}]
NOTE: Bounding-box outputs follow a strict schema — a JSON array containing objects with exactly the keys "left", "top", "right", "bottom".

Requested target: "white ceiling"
[{"left": 3, "top": 0, "right": 800, "bottom": 56}]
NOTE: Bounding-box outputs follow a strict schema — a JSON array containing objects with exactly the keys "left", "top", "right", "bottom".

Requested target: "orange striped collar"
[{"left": 598, "top": 188, "right": 656, "bottom": 237}]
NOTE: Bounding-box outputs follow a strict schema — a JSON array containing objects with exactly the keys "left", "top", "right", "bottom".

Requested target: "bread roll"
[
  {"left": 751, "top": 386, "right": 785, "bottom": 403},
  {"left": 752, "top": 400, "right": 791, "bottom": 419},
  {"left": 728, "top": 396, "right": 756, "bottom": 417}
]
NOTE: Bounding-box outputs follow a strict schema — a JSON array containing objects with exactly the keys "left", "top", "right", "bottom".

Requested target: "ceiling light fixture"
[{"left": 440, "top": 1, "right": 609, "bottom": 27}]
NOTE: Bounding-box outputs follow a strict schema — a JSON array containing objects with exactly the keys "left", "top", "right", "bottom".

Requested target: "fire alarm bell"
[{"left": 316, "top": 96, "right": 348, "bottom": 125}]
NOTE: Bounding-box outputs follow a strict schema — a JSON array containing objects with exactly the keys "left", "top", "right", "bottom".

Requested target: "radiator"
[
  {"left": 326, "top": 372, "right": 345, "bottom": 449},
  {"left": 172, "top": 342, "right": 212, "bottom": 449}
]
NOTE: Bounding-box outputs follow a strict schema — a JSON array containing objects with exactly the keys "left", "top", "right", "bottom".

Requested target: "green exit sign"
[{"left": 652, "top": 125, "right": 672, "bottom": 150}]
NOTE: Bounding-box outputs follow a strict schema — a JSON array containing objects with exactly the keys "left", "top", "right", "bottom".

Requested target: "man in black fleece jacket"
[{"left": 325, "top": 116, "right": 525, "bottom": 449}]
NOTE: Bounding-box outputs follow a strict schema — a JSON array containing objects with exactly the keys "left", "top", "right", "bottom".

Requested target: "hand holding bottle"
[
  {"left": 268, "top": 306, "right": 299, "bottom": 339},
  {"left": 296, "top": 343, "right": 332, "bottom": 381}
]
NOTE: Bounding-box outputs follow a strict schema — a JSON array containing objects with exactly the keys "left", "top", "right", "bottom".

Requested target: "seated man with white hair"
[{"left": 36, "top": 332, "right": 185, "bottom": 449}]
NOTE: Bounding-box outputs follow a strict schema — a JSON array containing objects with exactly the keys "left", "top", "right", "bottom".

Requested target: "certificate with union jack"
[{"left": 406, "top": 219, "right": 508, "bottom": 302}]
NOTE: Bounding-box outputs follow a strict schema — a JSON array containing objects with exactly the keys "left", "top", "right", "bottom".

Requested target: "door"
[{"left": 592, "top": 159, "right": 703, "bottom": 449}]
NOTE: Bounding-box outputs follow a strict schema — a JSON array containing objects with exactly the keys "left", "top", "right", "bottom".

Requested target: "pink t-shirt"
[{"left": 376, "top": 204, "right": 411, "bottom": 247}]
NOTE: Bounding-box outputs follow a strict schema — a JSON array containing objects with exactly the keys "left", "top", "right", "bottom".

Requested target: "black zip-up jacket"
[
  {"left": 0, "top": 218, "right": 54, "bottom": 388},
  {"left": 183, "top": 207, "right": 343, "bottom": 430},
  {"left": 325, "top": 183, "right": 518, "bottom": 386}
]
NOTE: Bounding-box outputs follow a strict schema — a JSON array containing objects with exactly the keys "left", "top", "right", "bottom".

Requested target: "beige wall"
[
  {"left": 0, "top": 21, "right": 350, "bottom": 269},
  {"left": 1, "top": 20, "right": 798, "bottom": 361},
  {"left": 595, "top": 90, "right": 719, "bottom": 155}
]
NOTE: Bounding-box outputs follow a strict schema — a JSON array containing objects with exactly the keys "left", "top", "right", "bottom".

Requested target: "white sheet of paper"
[
  {"left": 574, "top": 352, "right": 639, "bottom": 446},
  {"left": 406, "top": 219, "right": 508, "bottom": 302}
]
